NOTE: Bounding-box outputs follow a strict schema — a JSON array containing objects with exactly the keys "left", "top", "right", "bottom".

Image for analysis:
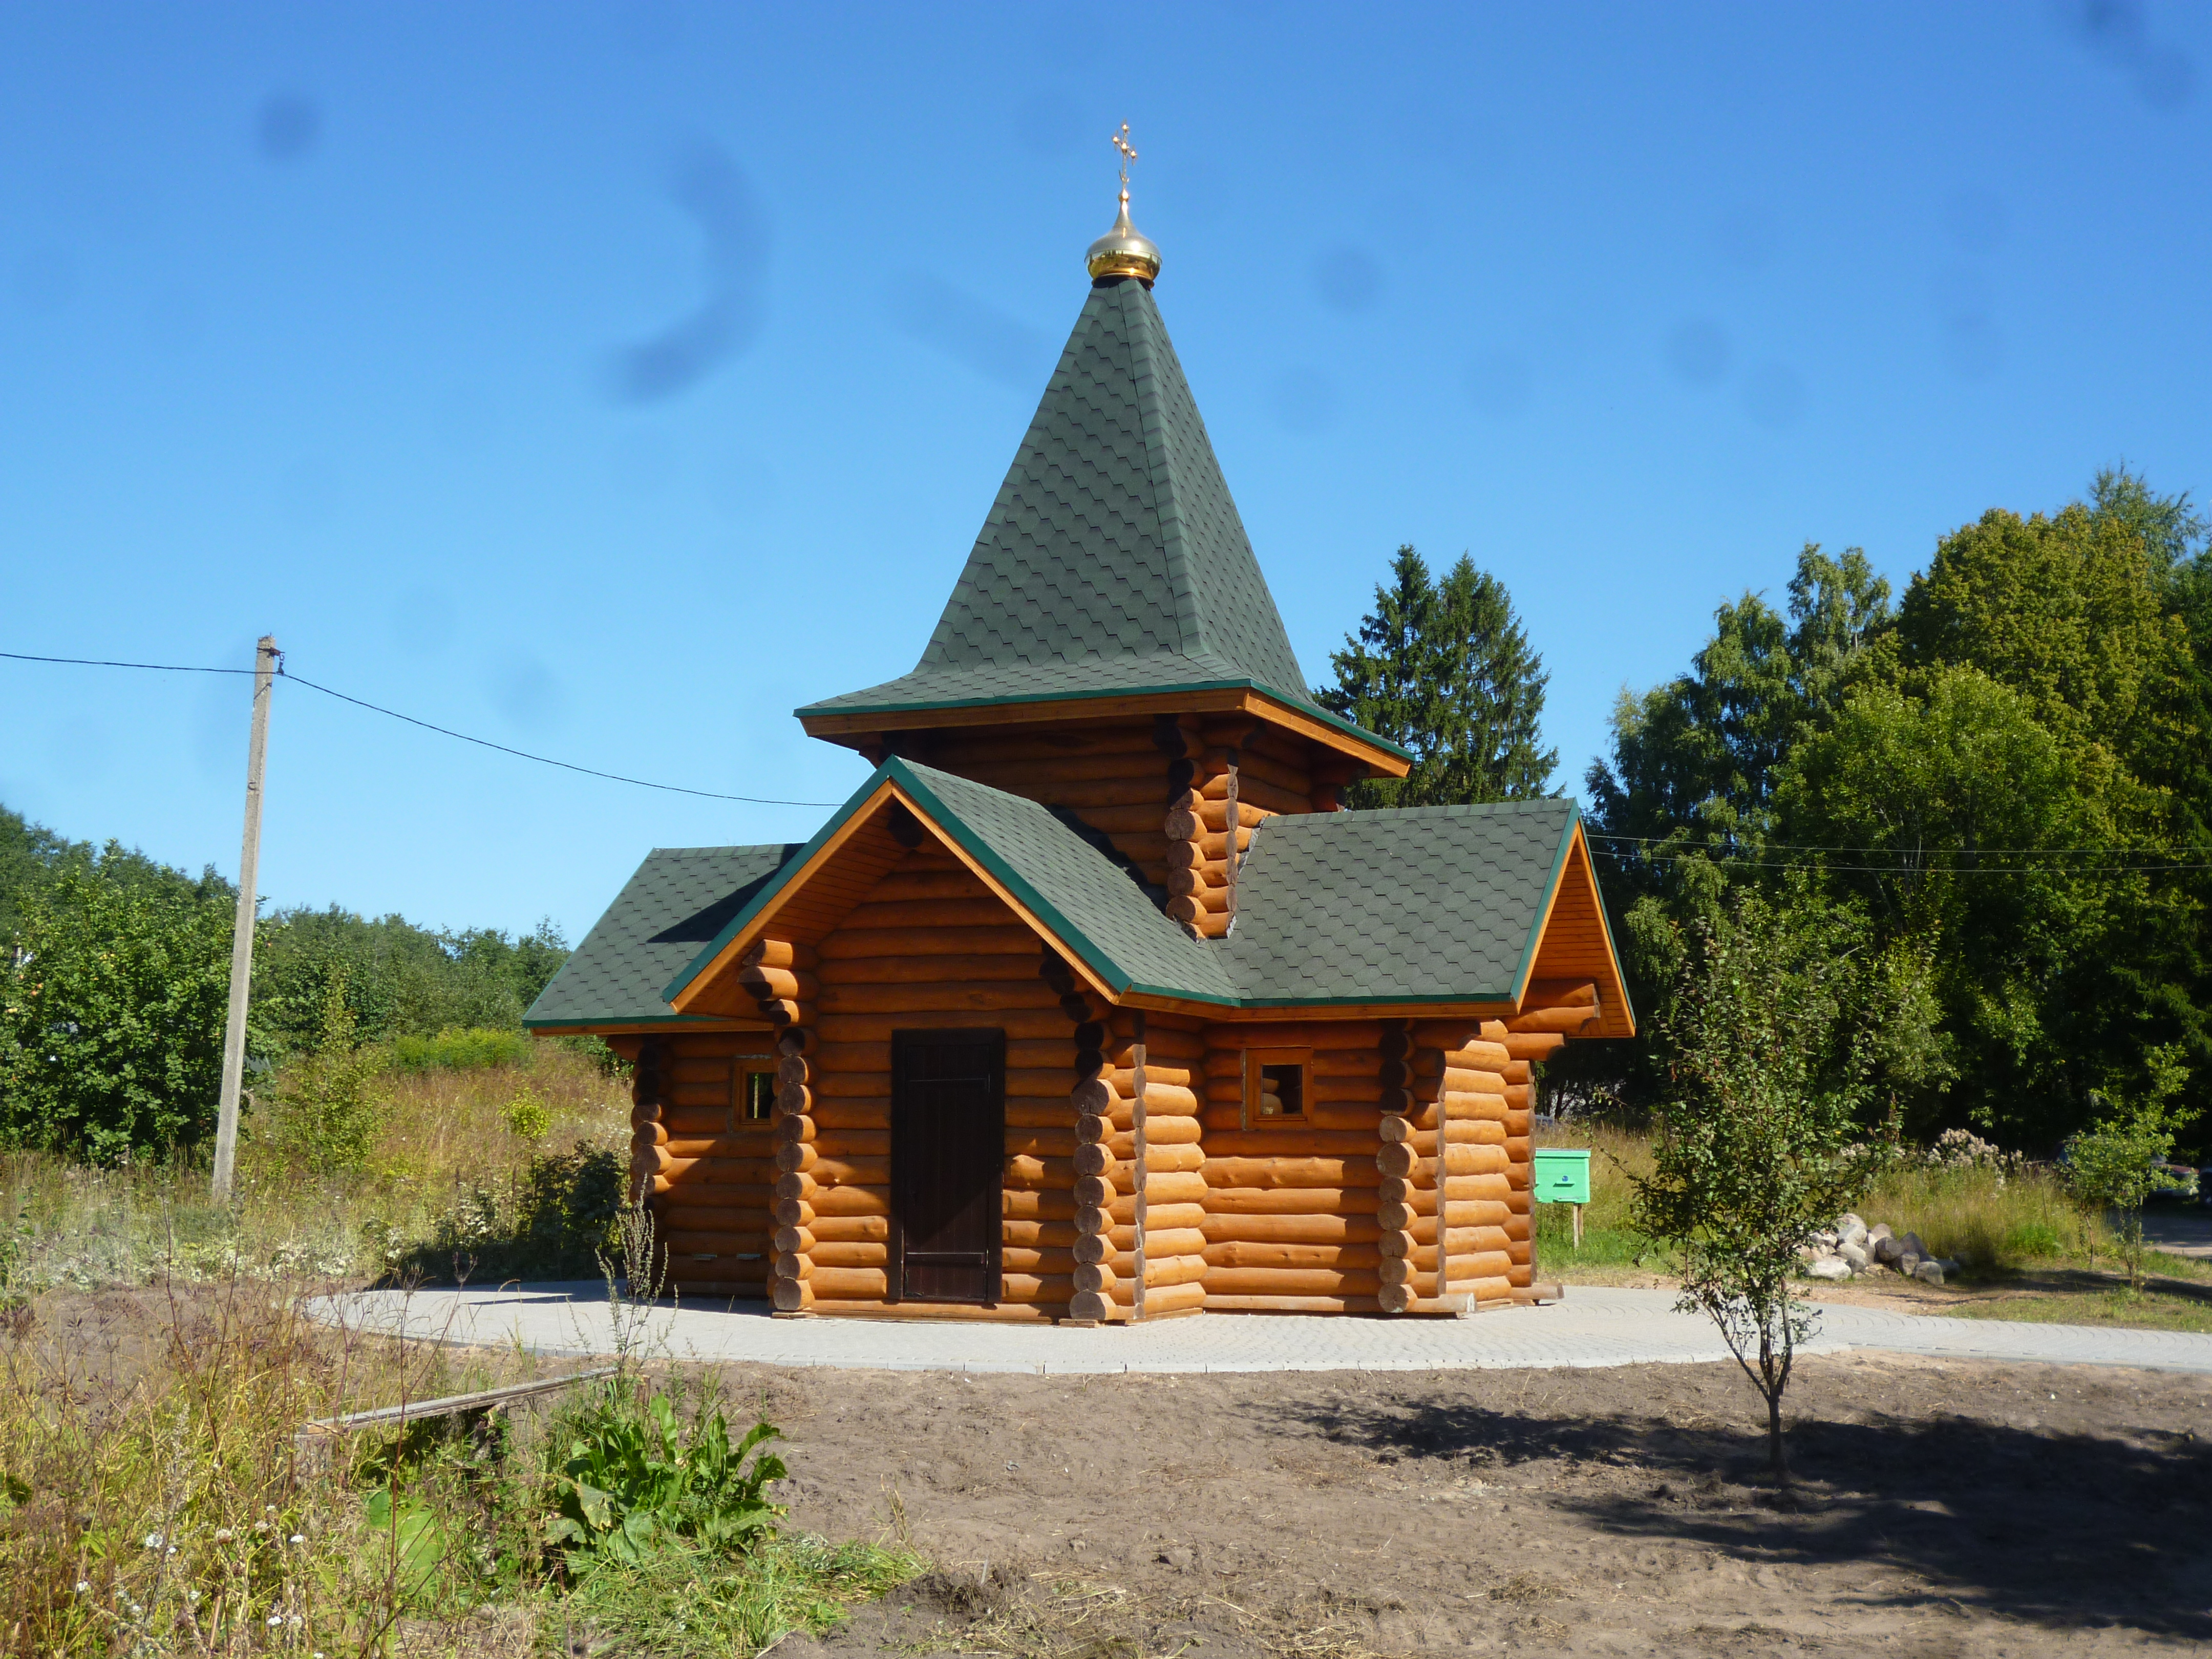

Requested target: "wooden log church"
[{"left": 526, "top": 168, "right": 1633, "bottom": 1323}]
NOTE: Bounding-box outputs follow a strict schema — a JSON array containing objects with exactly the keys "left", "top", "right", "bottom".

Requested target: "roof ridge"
[{"left": 1122, "top": 282, "right": 1209, "bottom": 662}]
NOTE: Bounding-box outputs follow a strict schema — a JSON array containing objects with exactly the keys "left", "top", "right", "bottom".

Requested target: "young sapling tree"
[{"left": 1628, "top": 894, "right": 1886, "bottom": 1493}]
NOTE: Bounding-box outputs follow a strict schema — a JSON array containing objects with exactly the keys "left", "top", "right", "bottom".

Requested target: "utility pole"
[{"left": 212, "top": 635, "right": 278, "bottom": 1203}]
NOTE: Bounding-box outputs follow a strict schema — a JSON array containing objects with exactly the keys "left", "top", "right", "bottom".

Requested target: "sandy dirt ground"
[{"left": 730, "top": 1347, "right": 2212, "bottom": 1658}]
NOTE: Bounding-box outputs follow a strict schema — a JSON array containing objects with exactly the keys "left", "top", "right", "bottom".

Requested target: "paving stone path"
[{"left": 312, "top": 1283, "right": 2212, "bottom": 1376}]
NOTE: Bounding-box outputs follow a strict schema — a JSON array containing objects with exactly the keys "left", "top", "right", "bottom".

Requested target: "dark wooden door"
[{"left": 889, "top": 1030, "right": 1005, "bottom": 1305}]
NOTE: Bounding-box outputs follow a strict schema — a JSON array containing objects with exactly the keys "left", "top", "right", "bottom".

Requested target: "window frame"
[
  {"left": 1242, "top": 1046, "right": 1314, "bottom": 1130},
  {"left": 732, "top": 1058, "right": 779, "bottom": 1131}
]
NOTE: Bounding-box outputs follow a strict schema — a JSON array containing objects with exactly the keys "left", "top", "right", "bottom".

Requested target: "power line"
[
  {"left": 1, "top": 646, "right": 840, "bottom": 809},
  {"left": 1, "top": 649, "right": 254, "bottom": 674},
  {"left": 1591, "top": 848, "right": 2212, "bottom": 875},
  {"left": 1586, "top": 830, "right": 2212, "bottom": 861}
]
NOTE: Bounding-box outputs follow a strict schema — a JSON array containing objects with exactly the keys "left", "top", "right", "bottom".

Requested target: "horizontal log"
[
  {"left": 650, "top": 1135, "right": 782, "bottom": 1162},
  {"left": 805, "top": 1267, "right": 888, "bottom": 1299},
  {"left": 1378, "top": 1176, "right": 1512, "bottom": 1214},
  {"left": 1200, "top": 1213, "right": 1381, "bottom": 1245},
  {"left": 808, "top": 1098, "right": 889, "bottom": 1130},
  {"left": 817, "top": 925, "right": 1038, "bottom": 960},
  {"left": 737, "top": 966, "right": 816, "bottom": 1003},
  {"left": 998, "top": 1273, "right": 1077, "bottom": 1304},
  {"left": 1204, "top": 1186, "right": 1372, "bottom": 1215},
  {"left": 1072, "top": 1261, "right": 1116, "bottom": 1293},
  {"left": 1140, "top": 1226, "right": 1209, "bottom": 1258},
  {"left": 863, "top": 868, "right": 999, "bottom": 900},
  {"left": 771, "top": 1280, "right": 813, "bottom": 1312},
  {"left": 1143, "top": 1253, "right": 1209, "bottom": 1289},
  {"left": 1203, "top": 1241, "right": 1381, "bottom": 1270},
  {"left": 999, "top": 1247, "right": 1075, "bottom": 1274},
  {"left": 1004, "top": 1188, "right": 1080, "bottom": 1222},
  {"left": 818, "top": 982, "right": 1057, "bottom": 1015},
  {"left": 1198, "top": 1130, "right": 1380, "bottom": 1158},
  {"left": 813, "top": 1241, "right": 889, "bottom": 1269},
  {"left": 1165, "top": 800, "right": 1269, "bottom": 839},
  {"left": 815, "top": 953, "right": 1044, "bottom": 986},
  {"left": 1204, "top": 1157, "right": 1380, "bottom": 1189},
  {"left": 1192, "top": 773, "right": 1308, "bottom": 816},
  {"left": 663, "top": 1231, "right": 771, "bottom": 1258},
  {"left": 770, "top": 1225, "right": 815, "bottom": 1255},
  {"left": 1203, "top": 1267, "right": 1382, "bottom": 1296},
  {"left": 819, "top": 1010, "right": 1070, "bottom": 1043},
  {"left": 1006, "top": 1154, "right": 1074, "bottom": 1188},
  {"left": 1132, "top": 1172, "right": 1208, "bottom": 1206},
  {"left": 941, "top": 750, "right": 1176, "bottom": 788},
  {"left": 1098, "top": 1060, "right": 1198, "bottom": 1089},
  {"left": 1391, "top": 1204, "right": 1514, "bottom": 1236},
  {"left": 1203, "top": 1020, "right": 1390, "bottom": 1050},
  {"left": 740, "top": 940, "right": 816, "bottom": 972},
  {"left": 837, "top": 897, "right": 1023, "bottom": 930},
  {"left": 1502, "top": 1031, "right": 1568, "bottom": 1061},
  {"left": 1120, "top": 1280, "right": 1208, "bottom": 1316},
  {"left": 805, "top": 1183, "right": 891, "bottom": 1218}
]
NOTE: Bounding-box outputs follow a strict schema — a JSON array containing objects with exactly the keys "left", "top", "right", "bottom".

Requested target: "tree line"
[
  {"left": 0, "top": 806, "right": 567, "bottom": 1160},
  {"left": 1321, "top": 469, "right": 2209, "bottom": 1160}
]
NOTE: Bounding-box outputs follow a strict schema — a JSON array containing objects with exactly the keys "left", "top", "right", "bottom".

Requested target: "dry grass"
[
  {"left": 1857, "top": 1160, "right": 2108, "bottom": 1271},
  {"left": 0, "top": 1042, "right": 629, "bottom": 1295}
]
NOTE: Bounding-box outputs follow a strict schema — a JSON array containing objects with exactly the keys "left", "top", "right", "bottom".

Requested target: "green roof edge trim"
[
  {"left": 794, "top": 675, "right": 1414, "bottom": 764},
  {"left": 656, "top": 760, "right": 1599, "bottom": 1016},
  {"left": 1508, "top": 804, "right": 1583, "bottom": 1007},
  {"left": 886, "top": 761, "right": 1143, "bottom": 999},
  {"left": 523, "top": 1013, "right": 749, "bottom": 1032}
]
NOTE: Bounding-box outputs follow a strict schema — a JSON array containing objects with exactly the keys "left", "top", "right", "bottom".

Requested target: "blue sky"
[{"left": 4, "top": 3, "right": 2208, "bottom": 942}]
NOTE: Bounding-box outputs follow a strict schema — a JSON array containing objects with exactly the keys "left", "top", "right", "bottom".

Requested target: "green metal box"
[{"left": 1533, "top": 1147, "right": 1591, "bottom": 1205}]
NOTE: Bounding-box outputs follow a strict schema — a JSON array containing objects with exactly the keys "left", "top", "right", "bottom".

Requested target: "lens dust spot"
[
  {"left": 1665, "top": 320, "right": 1730, "bottom": 387},
  {"left": 1312, "top": 245, "right": 1384, "bottom": 314},
  {"left": 255, "top": 94, "right": 320, "bottom": 162}
]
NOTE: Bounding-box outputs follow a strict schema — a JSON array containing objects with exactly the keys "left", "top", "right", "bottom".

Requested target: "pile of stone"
[{"left": 1801, "top": 1213, "right": 1959, "bottom": 1286}]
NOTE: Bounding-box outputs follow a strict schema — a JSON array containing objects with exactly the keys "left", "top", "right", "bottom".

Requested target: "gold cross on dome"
[{"left": 1112, "top": 122, "right": 1138, "bottom": 189}]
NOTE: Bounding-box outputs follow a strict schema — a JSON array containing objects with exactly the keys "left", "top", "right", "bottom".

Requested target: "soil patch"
[{"left": 714, "top": 1347, "right": 2212, "bottom": 1656}]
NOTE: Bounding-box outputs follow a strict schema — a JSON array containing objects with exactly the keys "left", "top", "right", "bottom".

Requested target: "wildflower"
[
  {"left": 289, "top": 1534, "right": 304, "bottom": 1545},
  {"left": 268, "top": 1613, "right": 284, "bottom": 1627},
  {"left": 73, "top": 1582, "right": 88, "bottom": 1594},
  {"left": 143, "top": 1532, "right": 163, "bottom": 1548},
  {"left": 254, "top": 1520, "right": 270, "bottom": 1533},
  {"left": 213, "top": 1527, "right": 232, "bottom": 1542}
]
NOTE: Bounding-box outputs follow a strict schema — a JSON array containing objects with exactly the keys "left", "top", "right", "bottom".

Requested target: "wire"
[
  {"left": 0, "top": 649, "right": 254, "bottom": 674},
  {"left": 1591, "top": 848, "right": 2212, "bottom": 875},
  {"left": 0, "top": 646, "right": 839, "bottom": 809},
  {"left": 276, "top": 670, "right": 840, "bottom": 807},
  {"left": 1586, "top": 830, "right": 2212, "bottom": 859}
]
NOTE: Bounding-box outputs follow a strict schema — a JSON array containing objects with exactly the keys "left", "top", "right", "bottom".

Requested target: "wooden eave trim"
[
  {"left": 800, "top": 686, "right": 1410, "bottom": 778},
  {"left": 666, "top": 778, "right": 903, "bottom": 1014},
  {"left": 1511, "top": 819, "right": 1637, "bottom": 1037}
]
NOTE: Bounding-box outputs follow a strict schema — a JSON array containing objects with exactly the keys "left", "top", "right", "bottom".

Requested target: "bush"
[
  {"left": 259, "top": 973, "right": 387, "bottom": 1177},
  {"left": 390, "top": 1027, "right": 534, "bottom": 1074},
  {"left": 383, "top": 1142, "right": 626, "bottom": 1283},
  {"left": 546, "top": 1385, "right": 785, "bottom": 1569},
  {"left": 0, "top": 859, "right": 236, "bottom": 1163},
  {"left": 501, "top": 1087, "right": 551, "bottom": 1142}
]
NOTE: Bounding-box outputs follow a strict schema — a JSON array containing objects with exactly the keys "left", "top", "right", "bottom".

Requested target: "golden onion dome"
[
  {"left": 1088, "top": 124, "right": 1160, "bottom": 285},
  {"left": 1086, "top": 187, "right": 1161, "bottom": 284}
]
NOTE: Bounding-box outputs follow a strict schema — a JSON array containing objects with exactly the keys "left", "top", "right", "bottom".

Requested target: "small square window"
[
  {"left": 738, "top": 1066, "right": 777, "bottom": 1125},
  {"left": 1244, "top": 1047, "right": 1313, "bottom": 1129}
]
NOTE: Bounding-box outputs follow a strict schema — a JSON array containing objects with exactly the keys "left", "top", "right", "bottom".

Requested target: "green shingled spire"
[{"left": 799, "top": 278, "right": 1323, "bottom": 722}]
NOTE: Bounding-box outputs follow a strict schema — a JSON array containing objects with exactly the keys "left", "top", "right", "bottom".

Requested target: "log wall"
[
  {"left": 633, "top": 1032, "right": 780, "bottom": 1296},
  {"left": 781, "top": 844, "right": 1080, "bottom": 1317},
  {"left": 1198, "top": 1020, "right": 1386, "bottom": 1312}
]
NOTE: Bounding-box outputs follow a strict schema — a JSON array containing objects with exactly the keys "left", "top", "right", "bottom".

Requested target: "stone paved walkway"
[{"left": 311, "top": 1284, "right": 2212, "bottom": 1376}]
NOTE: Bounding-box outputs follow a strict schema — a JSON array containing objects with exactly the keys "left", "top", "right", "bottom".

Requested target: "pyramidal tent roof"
[{"left": 797, "top": 279, "right": 1393, "bottom": 752}]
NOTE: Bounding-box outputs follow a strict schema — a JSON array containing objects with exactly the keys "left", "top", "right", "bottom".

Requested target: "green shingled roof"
[
  {"left": 524, "top": 843, "right": 800, "bottom": 1030},
  {"left": 798, "top": 278, "right": 1396, "bottom": 755},
  {"left": 617, "top": 759, "right": 1598, "bottom": 1023},
  {"left": 1219, "top": 801, "right": 1579, "bottom": 1005}
]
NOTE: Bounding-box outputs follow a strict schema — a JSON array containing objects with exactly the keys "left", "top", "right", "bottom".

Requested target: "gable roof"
[
  {"left": 523, "top": 843, "right": 800, "bottom": 1031},
  {"left": 647, "top": 758, "right": 1630, "bottom": 1026},
  {"left": 795, "top": 279, "right": 1403, "bottom": 761}
]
